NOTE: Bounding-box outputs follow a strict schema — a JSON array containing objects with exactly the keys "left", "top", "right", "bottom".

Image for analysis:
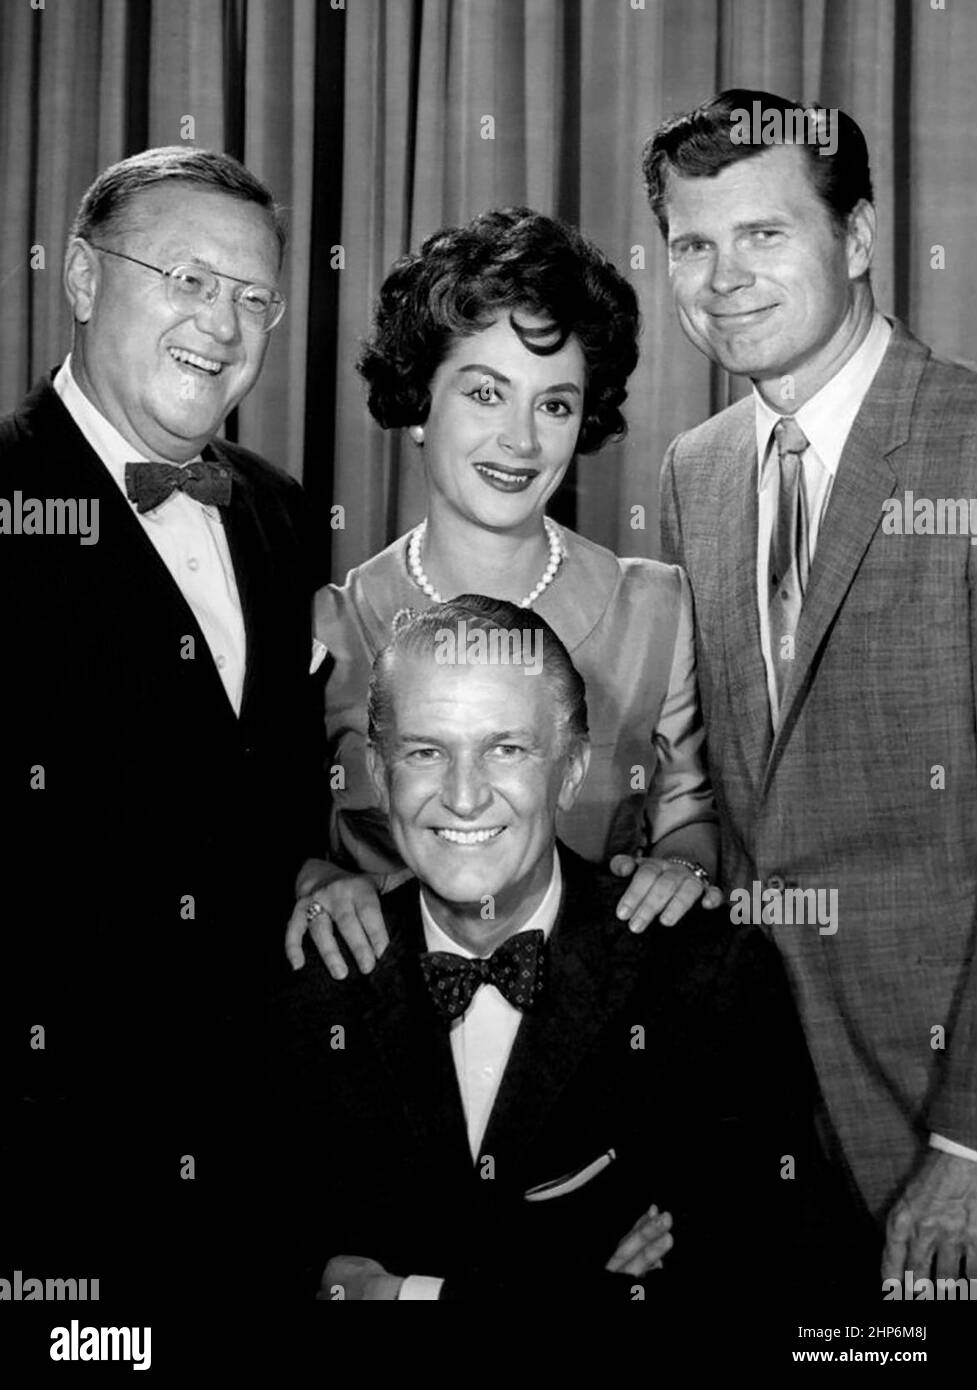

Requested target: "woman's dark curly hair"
[{"left": 357, "top": 207, "right": 641, "bottom": 455}]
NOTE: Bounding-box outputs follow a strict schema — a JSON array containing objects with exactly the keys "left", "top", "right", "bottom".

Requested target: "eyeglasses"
[{"left": 89, "top": 245, "right": 286, "bottom": 333}]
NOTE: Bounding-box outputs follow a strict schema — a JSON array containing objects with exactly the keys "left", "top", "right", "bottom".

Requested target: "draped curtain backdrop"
[{"left": 2, "top": 0, "right": 974, "bottom": 579}]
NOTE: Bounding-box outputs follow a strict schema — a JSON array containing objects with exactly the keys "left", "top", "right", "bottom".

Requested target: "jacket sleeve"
[
  {"left": 280, "top": 474, "right": 334, "bottom": 872},
  {"left": 646, "top": 566, "right": 718, "bottom": 852},
  {"left": 659, "top": 436, "right": 685, "bottom": 569},
  {"left": 315, "top": 581, "right": 405, "bottom": 876},
  {"left": 926, "top": 502, "right": 977, "bottom": 1148}
]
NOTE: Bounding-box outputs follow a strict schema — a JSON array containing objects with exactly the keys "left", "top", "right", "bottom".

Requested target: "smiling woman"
[{"left": 288, "top": 208, "right": 721, "bottom": 975}]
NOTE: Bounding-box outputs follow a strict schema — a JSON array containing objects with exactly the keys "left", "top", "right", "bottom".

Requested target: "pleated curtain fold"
[{"left": 1, "top": 0, "right": 974, "bottom": 580}]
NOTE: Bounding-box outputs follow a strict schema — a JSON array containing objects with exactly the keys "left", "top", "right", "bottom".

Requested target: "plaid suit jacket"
[{"left": 660, "top": 321, "right": 977, "bottom": 1219}]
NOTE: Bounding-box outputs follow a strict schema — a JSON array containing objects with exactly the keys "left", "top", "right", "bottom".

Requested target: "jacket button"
[{"left": 766, "top": 874, "right": 785, "bottom": 892}]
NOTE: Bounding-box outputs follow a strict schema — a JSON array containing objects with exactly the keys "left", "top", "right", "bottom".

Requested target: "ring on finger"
[{"left": 306, "top": 899, "right": 326, "bottom": 922}]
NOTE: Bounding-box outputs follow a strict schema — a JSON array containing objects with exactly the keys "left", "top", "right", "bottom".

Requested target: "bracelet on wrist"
[{"left": 663, "top": 856, "right": 711, "bottom": 887}]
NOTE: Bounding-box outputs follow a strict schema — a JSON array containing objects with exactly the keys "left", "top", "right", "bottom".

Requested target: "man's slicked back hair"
[
  {"left": 642, "top": 88, "right": 873, "bottom": 238},
  {"left": 367, "top": 594, "right": 589, "bottom": 756}
]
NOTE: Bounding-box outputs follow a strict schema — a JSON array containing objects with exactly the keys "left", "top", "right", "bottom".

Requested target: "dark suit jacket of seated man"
[{"left": 274, "top": 597, "right": 871, "bottom": 1304}]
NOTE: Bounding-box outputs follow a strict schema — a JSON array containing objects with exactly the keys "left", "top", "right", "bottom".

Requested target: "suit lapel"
[
  {"left": 22, "top": 381, "right": 238, "bottom": 721},
  {"left": 717, "top": 411, "right": 774, "bottom": 785},
  {"left": 359, "top": 898, "right": 473, "bottom": 1172},
  {"left": 26, "top": 378, "right": 174, "bottom": 592},
  {"left": 478, "top": 850, "right": 645, "bottom": 1172},
  {"left": 763, "top": 324, "right": 925, "bottom": 788}
]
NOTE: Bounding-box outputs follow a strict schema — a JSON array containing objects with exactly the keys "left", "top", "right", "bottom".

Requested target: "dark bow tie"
[
  {"left": 125, "top": 458, "right": 233, "bottom": 514},
  {"left": 420, "top": 929, "right": 546, "bottom": 1023}
]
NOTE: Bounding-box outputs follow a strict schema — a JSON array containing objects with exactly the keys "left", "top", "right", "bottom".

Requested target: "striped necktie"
[{"left": 768, "top": 415, "right": 810, "bottom": 710}]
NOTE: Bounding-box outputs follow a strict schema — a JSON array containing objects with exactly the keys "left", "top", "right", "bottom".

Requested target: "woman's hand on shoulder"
[
  {"left": 286, "top": 860, "right": 389, "bottom": 978},
  {"left": 609, "top": 854, "right": 724, "bottom": 932}
]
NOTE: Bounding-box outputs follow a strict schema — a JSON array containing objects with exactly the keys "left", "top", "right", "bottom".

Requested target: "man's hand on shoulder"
[
  {"left": 286, "top": 862, "right": 389, "bottom": 977},
  {"left": 610, "top": 855, "right": 724, "bottom": 932},
  {"left": 319, "top": 1255, "right": 404, "bottom": 1301}
]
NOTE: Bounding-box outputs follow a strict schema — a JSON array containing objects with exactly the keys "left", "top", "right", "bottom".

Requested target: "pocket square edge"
[{"left": 523, "top": 1148, "right": 616, "bottom": 1202}]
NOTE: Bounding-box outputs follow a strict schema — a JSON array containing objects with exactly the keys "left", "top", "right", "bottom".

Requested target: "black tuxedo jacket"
[
  {"left": 1, "top": 375, "right": 328, "bottom": 1285},
  {"left": 275, "top": 847, "right": 874, "bottom": 1305}
]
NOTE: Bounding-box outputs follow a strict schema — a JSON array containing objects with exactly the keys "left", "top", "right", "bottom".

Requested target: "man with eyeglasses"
[{"left": 0, "top": 147, "right": 326, "bottom": 1311}]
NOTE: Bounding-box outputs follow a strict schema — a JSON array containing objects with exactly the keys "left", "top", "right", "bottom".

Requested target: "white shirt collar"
[
  {"left": 754, "top": 311, "right": 892, "bottom": 488},
  {"left": 420, "top": 848, "right": 562, "bottom": 957},
  {"left": 53, "top": 354, "right": 206, "bottom": 506}
]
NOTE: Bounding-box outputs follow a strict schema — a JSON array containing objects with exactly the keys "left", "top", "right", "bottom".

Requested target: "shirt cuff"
[
  {"left": 929, "top": 1133, "right": 977, "bottom": 1163},
  {"left": 397, "top": 1274, "right": 445, "bottom": 1300}
]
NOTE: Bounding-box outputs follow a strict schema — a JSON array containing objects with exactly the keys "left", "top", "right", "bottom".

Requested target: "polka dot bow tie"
[
  {"left": 125, "top": 459, "right": 233, "bottom": 515},
  {"left": 420, "top": 929, "right": 547, "bottom": 1023}
]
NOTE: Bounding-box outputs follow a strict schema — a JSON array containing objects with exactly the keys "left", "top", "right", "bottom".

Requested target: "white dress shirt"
[
  {"left": 755, "top": 311, "right": 892, "bottom": 723},
  {"left": 398, "top": 851, "right": 563, "bottom": 1300},
  {"left": 753, "top": 315, "right": 977, "bottom": 1167},
  {"left": 54, "top": 356, "right": 247, "bottom": 714}
]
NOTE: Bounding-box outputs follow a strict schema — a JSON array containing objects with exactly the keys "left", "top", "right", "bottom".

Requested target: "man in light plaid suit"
[{"left": 640, "top": 89, "right": 977, "bottom": 1284}]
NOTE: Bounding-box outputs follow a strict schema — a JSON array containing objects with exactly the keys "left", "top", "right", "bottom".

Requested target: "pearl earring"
[{"left": 409, "top": 425, "right": 425, "bottom": 445}]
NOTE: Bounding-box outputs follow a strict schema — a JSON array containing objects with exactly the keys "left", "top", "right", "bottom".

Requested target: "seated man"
[{"left": 275, "top": 595, "right": 869, "bottom": 1302}]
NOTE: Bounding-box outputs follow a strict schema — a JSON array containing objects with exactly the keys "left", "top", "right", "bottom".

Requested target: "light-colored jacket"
[{"left": 661, "top": 321, "right": 977, "bottom": 1219}]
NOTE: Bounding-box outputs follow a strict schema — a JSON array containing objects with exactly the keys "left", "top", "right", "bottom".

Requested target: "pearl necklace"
[{"left": 407, "top": 518, "right": 565, "bottom": 609}]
